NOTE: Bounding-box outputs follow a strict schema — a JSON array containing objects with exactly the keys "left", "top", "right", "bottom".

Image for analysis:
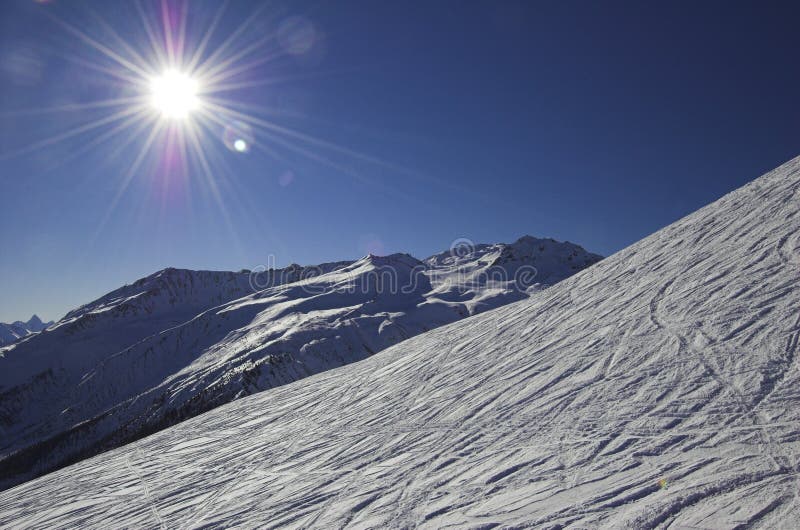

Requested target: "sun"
[{"left": 149, "top": 70, "right": 200, "bottom": 120}]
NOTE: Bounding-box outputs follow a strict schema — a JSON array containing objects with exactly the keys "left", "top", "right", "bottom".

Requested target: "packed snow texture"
[
  {"left": 0, "top": 156, "right": 798, "bottom": 527},
  {"left": 0, "top": 315, "right": 52, "bottom": 346},
  {"left": 0, "top": 236, "right": 599, "bottom": 491}
]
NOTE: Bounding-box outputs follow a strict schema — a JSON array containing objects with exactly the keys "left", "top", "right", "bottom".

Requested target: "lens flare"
[{"left": 222, "top": 120, "right": 253, "bottom": 153}]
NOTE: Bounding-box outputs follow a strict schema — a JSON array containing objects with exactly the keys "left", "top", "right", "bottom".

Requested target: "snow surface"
[
  {"left": 0, "top": 157, "right": 798, "bottom": 527},
  {"left": 0, "top": 237, "right": 598, "bottom": 492}
]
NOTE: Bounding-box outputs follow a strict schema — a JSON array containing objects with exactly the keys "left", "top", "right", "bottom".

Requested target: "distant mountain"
[
  {"left": 0, "top": 316, "right": 53, "bottom": 347},
  {"left": 425, "top": 235, "right": 600, "bottom": 312},
  {"left": 1, "top": 157, "right": 797, "bottom": 527},
  {"left": 0, "top": 236, "right": 600, "bottom": 491}
]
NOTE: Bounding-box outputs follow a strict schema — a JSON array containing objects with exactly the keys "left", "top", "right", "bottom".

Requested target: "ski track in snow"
[{"left": 1, "top": 158, "right": 800, "bottom": 528}]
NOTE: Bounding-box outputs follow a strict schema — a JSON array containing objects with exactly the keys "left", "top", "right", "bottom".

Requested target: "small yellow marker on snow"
[{"left": 658, "top": 478, "right": 668, "bottom": 489}]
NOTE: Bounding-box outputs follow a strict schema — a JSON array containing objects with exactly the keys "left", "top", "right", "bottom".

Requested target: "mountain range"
[
  {"left": 0, "top": 236, "right": 600, "bottom": 492},
  {"left": 0, "top": 315, "right": 52, "bottom": 347}
]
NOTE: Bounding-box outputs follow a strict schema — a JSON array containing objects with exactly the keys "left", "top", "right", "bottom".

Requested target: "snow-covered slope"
[
  {"left": 0, "top": 315, "right": 52, "bottom": 346},
  {"left": 0, "top": 268, "right": 256, "bottom": 388},
  {"left": 0, "top": 158, "right": 797, "bottom": 527},
  {"left": 0, "top": 238, "right": 597, "bottom": 491}
]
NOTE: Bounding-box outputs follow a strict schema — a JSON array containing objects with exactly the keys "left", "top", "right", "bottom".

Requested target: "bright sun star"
[{"left": 149, "top": 70, "right": 200, "bottom": 119}]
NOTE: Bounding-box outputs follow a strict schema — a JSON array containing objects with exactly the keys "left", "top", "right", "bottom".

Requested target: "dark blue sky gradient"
[{"left": 1, "top": 0, "right": 799, "bottom": 321}]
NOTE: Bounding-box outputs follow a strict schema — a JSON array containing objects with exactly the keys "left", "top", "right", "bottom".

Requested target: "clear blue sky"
[{"left": 1, "top": 0, "right": 799, "bottom": 323}]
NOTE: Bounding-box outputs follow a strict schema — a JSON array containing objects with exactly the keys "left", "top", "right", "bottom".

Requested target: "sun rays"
[
  {"left": 0, "top": 0, "right": 460, "bottom": 256},
  {"left": 0, "top": 2, "right": 307, "bottom": 236}
]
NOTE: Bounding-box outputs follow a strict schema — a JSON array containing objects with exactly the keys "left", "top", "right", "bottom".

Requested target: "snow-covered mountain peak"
[
  {"left": 490, "top": 235, "right": 601, "bottom": 278},
  {"left": 423, "top": 235, "right": 603, "bottom": 312},
  {"left": 362, "top": 252, "right": 421, "bottom": 267},
  {"left": 0, "top": 315, "right": 53, "bottom": 347},
  {"left": 62, "top": 267, "right": 253, "bottom": 323},
  {"left": 24, "top": 315, "right": 45, "bottom": 331},
  {"left": 424, "top": 235, "right": 600, "bottom": 271}
]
